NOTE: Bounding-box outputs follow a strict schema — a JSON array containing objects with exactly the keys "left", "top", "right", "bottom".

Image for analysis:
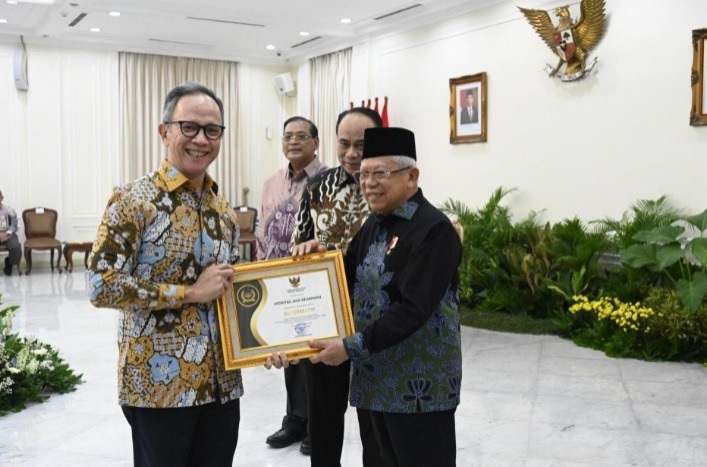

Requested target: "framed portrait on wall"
[
  {"left": 449, "top": 72, "right": 487, "bottom": 144},
  {"left": 691, "top": 28, "right": 707, "bottom": 126}
]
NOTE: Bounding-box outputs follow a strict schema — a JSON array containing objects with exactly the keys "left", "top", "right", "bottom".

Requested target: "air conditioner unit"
[
  {"left": 14, "top": 49, "right": 28, "bottom": 91},
  {"left": 274, "top": 72, "right": 296, "bottom": 95}
]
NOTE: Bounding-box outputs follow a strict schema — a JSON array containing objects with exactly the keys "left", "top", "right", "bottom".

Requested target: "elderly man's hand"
[
  {"left": 309, "top": 339, "right": 349, "bottom": 366},
  {"left": 291, "top": 240, "right": 326, "bottom": 257},
  {"left": 264, "top": 352, "right": 300, "bottom": 370}
]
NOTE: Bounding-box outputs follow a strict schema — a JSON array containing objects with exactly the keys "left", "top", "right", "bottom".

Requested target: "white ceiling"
[{"left": 0, "top": 0, "right": 507, "bottom": 64}]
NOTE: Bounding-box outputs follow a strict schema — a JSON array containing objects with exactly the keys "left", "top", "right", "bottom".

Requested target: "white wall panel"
[
  {"left": 0, "top": 47, "right": 22, "bottom": 228},
  {"left": 342, "top": 0, "right": 707, "bottom": 223},
  {"left": 0, "top": 44, "right": 118, "bottom": 268},
  {"left": 236, "top": 63, "right": 294, "bottom": 213},
  {"left": 5, "top": 0, "right": 707, "bottom": 271},
  {"left": 62, "top": 55, "right": 102, "bottom": 217},
  {"left": 23, "top": 49, "right": 63, "bottom": 244},
  {"left": 59, "top": 50, "right": 119, "bottom": 241}
]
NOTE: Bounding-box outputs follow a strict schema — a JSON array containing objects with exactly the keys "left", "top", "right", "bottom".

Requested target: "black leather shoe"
[
  {"left": 266, "top": 427, "right": 306, "bottom": 448},
  {"left": 3, "top": 257, "right": 11, "bottom": 276},
  {"left": 299, "top": 435, "right": 311, "bottom": 456}
]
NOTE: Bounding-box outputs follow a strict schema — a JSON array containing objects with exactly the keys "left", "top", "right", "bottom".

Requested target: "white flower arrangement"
[{"left": 0, "top": 295, "right": 83, "bottom": 415}]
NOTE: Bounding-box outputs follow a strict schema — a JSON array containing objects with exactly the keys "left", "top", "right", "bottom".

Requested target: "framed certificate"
[{"left": 217, "top": 250, "right": 354, "bottom": 370}]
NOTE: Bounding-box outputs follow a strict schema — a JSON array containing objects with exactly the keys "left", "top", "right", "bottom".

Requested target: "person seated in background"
[{"left": 0, "top": 190, "right": 21, "bottom": 276}]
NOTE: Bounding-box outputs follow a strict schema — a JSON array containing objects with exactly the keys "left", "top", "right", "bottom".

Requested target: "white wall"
[
  {"left": 347, "top": 0, "right": 707, "bottom": 222},
  {"left": 0, "top": 45, "right": 119, "bottom": 248},
  {"left": 4, "top": 0, "right": 707, "bottom": 272},
  {"left": 236, "top": 63, "right": 295, "bottom": 210},
  {"left": 0, "top": 45, "right": 292, "bottom": 269}
]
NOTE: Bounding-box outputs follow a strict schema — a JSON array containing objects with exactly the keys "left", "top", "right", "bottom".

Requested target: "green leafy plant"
[
  {"left": 592, "top": 195, "right": 683, "bottom": 250},
  {"left": 441, "top": 187, "right": 518, "bottom": 307},
  {"left": 442, "top": 187, "right": 549, "bottom": 315},
  {"left": 544, "top": 218, "right": 614, "bottom": 298},
  {"left": 641, "top": 288, "right": 707, "bottom": 362},
  {"left": 621, "top": 210, "right": 707, "bottom": 312},
  {"left": 0, "top": 294, "right": 83, "bottom": 415},
  {"left": 444, "top": 189, "right": 707, "bottom": 364},
  {"left": 443, "top": 190, "right": 613, "bottom": 319}
]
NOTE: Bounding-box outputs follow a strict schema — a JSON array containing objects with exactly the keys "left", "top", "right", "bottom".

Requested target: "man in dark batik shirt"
[{"left": 290, "top": 107, "right": 383, "bottom": 467}]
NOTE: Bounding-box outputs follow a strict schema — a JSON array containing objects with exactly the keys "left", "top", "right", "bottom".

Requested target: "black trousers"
[
  {"left": 121, "top": 399, "right": 240, "bottom": 467},
  {"left": 302, "top": 359, "right": 350, "bottom": 467},
  {"left": 302, "top": 360, "right": 384, "bottom": 467},
  {"left": 1, "top": 233, "right": 21, "bottom": 265},
  {"left": 282, "top": 363, "right": 308, "bottom": 432},
  {"left": 358, "top": 407, "right": 457, "bottom": 467}
]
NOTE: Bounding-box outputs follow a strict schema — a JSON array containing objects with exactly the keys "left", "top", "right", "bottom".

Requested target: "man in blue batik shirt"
[{"left": 310, "top": 127, "right": 463, "bottom": 466}]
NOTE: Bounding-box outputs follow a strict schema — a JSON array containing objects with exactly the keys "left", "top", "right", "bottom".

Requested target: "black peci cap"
[{"left": 362, "top": 127, "right": 416, "bottom": 160}]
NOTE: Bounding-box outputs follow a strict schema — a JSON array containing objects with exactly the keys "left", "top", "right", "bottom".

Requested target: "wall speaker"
[
  {"left": 274, "top": 72, "right": 295, "bottom": 95},
  {"left": 14, "top": 49, "right": 28, "bottom": 91}
]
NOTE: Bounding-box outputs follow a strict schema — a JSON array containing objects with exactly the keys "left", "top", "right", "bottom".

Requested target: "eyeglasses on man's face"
[
  {"left": 282, "top": 132, "right": 312, "bottom": 143},
  {"left": 165, "top": 120, "right": 225, "bottom": 141},
  {"left": 355, "top": 166, "right": 411, "bottom": 182},
  {"left": 337, "top": 140, "right": 365, "bottom": 152}
]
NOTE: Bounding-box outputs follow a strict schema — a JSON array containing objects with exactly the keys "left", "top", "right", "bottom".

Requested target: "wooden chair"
[
  {"left": 234, "top": 206, "right": 257, "bottom": 261},
  {"left": 22, "top": 207, "right": 62, "bottom": 274}
]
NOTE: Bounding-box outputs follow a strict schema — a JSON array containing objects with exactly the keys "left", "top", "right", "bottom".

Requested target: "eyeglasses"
[
  {"left": 356, "top": 166, "right": 411, "bottom": 182},
  {"left": 337, "top": 140, "right": 364, "bottom": 152},
  {"left": 282, "top": 133, "right": 312, "bottom": 143},
  {"left": 165, "top": 120, "right": 225, "bottom": 141}
]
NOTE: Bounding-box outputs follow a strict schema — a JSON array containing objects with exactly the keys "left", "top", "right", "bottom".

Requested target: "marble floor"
[{"left": 1, "top": 267, "right": 706, "bottom": 466}]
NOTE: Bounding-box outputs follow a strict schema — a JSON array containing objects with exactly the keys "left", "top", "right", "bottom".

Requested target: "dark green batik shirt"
[{"left": 342, "top": 189, "right": 463, "bottom": 413}]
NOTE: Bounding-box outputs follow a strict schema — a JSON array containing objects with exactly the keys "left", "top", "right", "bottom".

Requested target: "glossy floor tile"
[{"left": 1, "top": 269, "right": 706, "bottom": 466}]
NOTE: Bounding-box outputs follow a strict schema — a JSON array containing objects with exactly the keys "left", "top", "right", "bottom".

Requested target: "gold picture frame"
[
  {"left": 217, "top": 250, "right": 354, "bottom": 370},
  {"left": 691, "top": 28, "right": 707, "bottom": 126},
  {"left": 449, "top": 72, "right": 488, "bottom": 144}
]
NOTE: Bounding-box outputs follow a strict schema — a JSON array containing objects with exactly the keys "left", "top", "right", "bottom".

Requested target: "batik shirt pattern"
[
  {"left": 0, "top": 203, "right": 18, "bottom": 235},
  {"left": 87, "top": 160, "right": 243, "bottom": 408},
  {"left": 343, "top": 189, "right": 463, "bottom": 413},
  {"left": 292, "top": 166, "right": 369, "bottom": 252},
  {"left": 256, "top": 158, "right": 327, "bottom": 260}
]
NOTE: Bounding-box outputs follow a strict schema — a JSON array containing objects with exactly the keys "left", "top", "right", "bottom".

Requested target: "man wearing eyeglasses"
[
  {"left": 257, "top": 116, "right": 327, "bottom": 455},
  {"left": 309, "top": 127, "right": 463, "bottom": 467},
  {"left": 88, "top": 81, "right": 242, "bottom": 467},
  {"left": 286, "top": 107, "right": 383, "bottom": 467}
]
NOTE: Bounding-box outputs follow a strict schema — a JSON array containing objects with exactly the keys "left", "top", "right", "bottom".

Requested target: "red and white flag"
[{"left": 381, "top": 97, "right": 389, "bottom": 127}]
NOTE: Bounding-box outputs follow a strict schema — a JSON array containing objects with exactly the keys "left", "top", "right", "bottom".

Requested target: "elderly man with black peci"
[{"left": 310, "top": 126, "right": 463, "bottom": 466}]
